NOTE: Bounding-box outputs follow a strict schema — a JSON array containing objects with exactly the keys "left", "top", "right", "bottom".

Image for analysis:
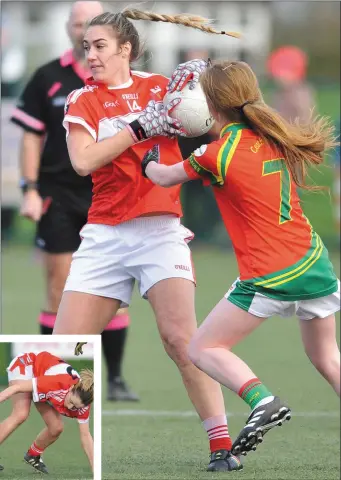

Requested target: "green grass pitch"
[{"left": 2, "top": 245, "right": 340, "bottom": 479}]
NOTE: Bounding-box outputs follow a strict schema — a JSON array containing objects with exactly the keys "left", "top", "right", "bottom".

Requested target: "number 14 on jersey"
[{"left": 126, "top": 100, "right": 142, "bottom": 112}]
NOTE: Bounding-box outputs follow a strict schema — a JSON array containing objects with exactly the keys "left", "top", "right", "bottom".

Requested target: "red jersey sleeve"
[
  {"left": 76, "top": 405, "right": 91, "bottom": 424},
  {"left": 183, "top": 142, "right": 223, "bottom": 186},
  {"left": 63, "top": 86, "right": 99, "bottom": 140},
  {"left": 32, "top": 374, "right": 78, "bottom": 403}
]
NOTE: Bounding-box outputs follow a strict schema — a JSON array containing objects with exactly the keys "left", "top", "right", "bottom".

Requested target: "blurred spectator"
[{"left": 267, "top": 46, "right": 315, "bottom": 123}]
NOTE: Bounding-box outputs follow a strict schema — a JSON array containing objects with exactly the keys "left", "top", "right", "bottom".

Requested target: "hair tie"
[{"left": 240, "top": 101, "right": 251, "bottom": 110}]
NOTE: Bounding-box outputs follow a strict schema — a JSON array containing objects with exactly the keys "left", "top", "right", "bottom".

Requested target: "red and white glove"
[
  {"left": 167, "top": 59, "right": 208, "bottom": 92},
  {"left": 127, "top": 99, "right": 185, "bottom": 141}
]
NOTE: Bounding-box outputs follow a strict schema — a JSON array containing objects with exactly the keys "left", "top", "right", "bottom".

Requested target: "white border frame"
[{"left": 0, "top": 335, "right": 102, "bottom": 480}]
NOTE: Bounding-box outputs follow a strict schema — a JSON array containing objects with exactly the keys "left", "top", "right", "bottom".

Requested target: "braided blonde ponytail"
[
  {"left": 88, "top": 10, "right": 240, "bottom": 62},
  {"left": 122, "top": 9, "right": 241, "bottom": 38}
]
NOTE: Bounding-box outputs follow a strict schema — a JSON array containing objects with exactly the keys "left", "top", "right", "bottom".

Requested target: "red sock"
[
  {"left": 203, "top": 415, "right": 232, "bottom": 452},
  {"left": 28, "top": 442, "right": 44, "bottom": 457}
]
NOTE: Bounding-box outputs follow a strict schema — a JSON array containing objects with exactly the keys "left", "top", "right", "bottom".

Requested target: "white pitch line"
[{"left": 103, "top": 409, "right": 339, "bottom": 418}]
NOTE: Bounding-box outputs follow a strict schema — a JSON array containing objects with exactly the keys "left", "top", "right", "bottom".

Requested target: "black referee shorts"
[{"left": 35, "top": 186, "right": 90, "bottom": 254}]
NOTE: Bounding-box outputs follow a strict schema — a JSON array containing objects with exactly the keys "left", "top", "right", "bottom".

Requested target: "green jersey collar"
[{"left": 219, "top": 122, "right": 248, "bottom": 138}]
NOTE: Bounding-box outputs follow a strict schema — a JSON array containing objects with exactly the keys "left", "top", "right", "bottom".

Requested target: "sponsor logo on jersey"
[
  {"left": 104, "top": 101, "right": 120, "bottom": 108},
  {"left": 251, "top": 138, "right": 264, "bottom": 153},
  {"left": 122, "top": 93, "right": 139, "bottom": 100},
  {"left": 194, "top": 144, "right": 207, "bottom": 157},
  {"left": 150, "top": 85, "right": 162, "bottom": 95}
]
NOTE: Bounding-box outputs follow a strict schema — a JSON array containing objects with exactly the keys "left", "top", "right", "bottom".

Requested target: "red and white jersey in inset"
[
  {"left": 63, "top": 71, "right": 183, "bottom": 226},
  {"left": 9, "top": 352, "right": 90, "bottom": 423}
]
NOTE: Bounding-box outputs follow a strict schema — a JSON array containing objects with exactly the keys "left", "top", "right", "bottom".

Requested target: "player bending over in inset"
[
  {"left": 0, "top": 351, "right": 94, "bottom": 474},
  {"left": 142, "top": 59, "right": 340, "bottom": 457}
]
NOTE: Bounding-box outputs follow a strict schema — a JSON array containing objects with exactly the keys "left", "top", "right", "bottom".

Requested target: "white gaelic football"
[{"left": 163, "top": 82, "right": 214, "bottom": 138}]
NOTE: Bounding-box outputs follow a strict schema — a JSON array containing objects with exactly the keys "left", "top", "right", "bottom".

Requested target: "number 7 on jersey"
[{"left": 262, "top": 158, "right": 292, "bottom": 224}]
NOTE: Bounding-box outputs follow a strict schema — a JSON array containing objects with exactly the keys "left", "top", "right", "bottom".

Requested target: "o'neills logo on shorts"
[{"left": 175, "top": 265, "right": 190, "bottom": 271}]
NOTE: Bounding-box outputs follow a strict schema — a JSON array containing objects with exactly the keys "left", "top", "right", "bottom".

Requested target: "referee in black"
[{"left": 10, "top": 1, "right": 138, "bottom": 403}]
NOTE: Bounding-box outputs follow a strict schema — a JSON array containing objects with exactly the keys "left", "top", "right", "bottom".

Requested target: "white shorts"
[
  {"left": 7, "top": 353, "right": 34, "bottom": 382},
  {"left": 225, "top": 278, "right": 340, "bottom": 321},
  {"left": 64, "top": 216, "right": 196, "bottom": 307}
]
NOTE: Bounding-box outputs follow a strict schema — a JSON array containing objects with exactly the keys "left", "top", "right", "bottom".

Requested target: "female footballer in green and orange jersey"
[{"left": 142, "top": 60, "right": 340, "bottom": 458}]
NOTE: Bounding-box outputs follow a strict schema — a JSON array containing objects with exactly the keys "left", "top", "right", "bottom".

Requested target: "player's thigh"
[
  {"left": 54, "top": 291, "right": 121, "bottom": 334},
  {"left": 192, "top": 298, "right": 265, "bottom": 351},
  {"left": 193, "top": 277, "right": 296, "bottom": 350},
  {"left": 297, "top": 282, "right": 340, "bottom": 356},
  {"left": 64, "top": 224, "right": 135, "bottom": 303},
  {"left": 7, "top": 358, "right": 34, "bottom": 418},
  {"left": 148, "top": 278, "right": 197, "bottom": 341},
  {"left": 138, "top": 221, "right": 197, "bottom": 339},
  {"left": 299, "top": 314, "right": 338, "bottom": 359},
  {"left": 8, "top": 381, "right": 32, "bottom": 419},
  {"left": 35, "top": 402, "right": 63, "bottom": 434},
  {"left": 54, "top": 223, "right": 137, "bottom": 333}
]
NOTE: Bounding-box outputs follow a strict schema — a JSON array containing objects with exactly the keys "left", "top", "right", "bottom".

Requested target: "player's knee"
[
  {"left": 48, "top": 421, "right": 64, "bottom": 438},
  {"left": 161, "top": 331, "right": 191, "bottom": 367},
  {"left": 315, "top": 356, "right": 339, "bottom": 376},
  {"left": 307, "top": 348, "right": 340, "bottom": 377},
  {"left": 11, "top": 409, "right": 30, "bottom": 426},
  {"left": 187, "top": 337, "right": 202, "bottom": 368}
]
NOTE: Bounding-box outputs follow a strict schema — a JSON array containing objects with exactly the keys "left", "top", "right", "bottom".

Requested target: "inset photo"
[{"left": 0, "top": 335, "right": 101, "bottom": 480}]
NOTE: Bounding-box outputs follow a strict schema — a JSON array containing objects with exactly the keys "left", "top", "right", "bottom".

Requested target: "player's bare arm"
[
  {"left": 147, "top": 162, "right": 189, "bottom": 187},
  {"left": 67, "top": 123, "right": 135, "bottom": 176},
  {"left": 142, "top": 145, "right": 190, "bottom": 187},
  {"left": 78, "top": 422, "right": 94, "bottom": 472},
  {"left": 67, "top": 98, "right": 182, "bottom": 177},
  {"left": 0, "top": 380, "right": 33, "bottom": 403}
]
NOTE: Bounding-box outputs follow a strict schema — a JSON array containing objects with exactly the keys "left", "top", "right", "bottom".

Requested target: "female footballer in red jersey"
[
  {"left": 143, "top": 60, "right": 340, "bottom": 457},
  {"left": 0, "top": 351, "right": 94, "bottom": 474},
  {"left": 53, "top": 9, "right": 242, "bottom": 473}
]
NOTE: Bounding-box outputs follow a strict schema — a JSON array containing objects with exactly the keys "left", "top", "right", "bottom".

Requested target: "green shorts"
[
  {"left": 225, "top": 278, "right": 340, "bottom": 320},
  {"left": 225, "top": 236, "right": 339, "bottom": 320}
]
